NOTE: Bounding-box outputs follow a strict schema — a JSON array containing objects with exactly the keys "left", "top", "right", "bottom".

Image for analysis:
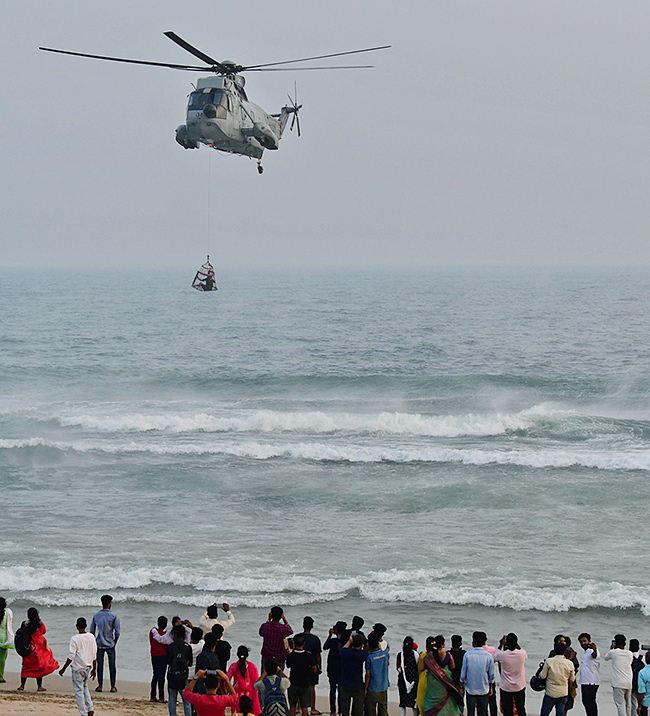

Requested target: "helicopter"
[{"left": 39, "top": 32, "right": 390, "bottom": 173}]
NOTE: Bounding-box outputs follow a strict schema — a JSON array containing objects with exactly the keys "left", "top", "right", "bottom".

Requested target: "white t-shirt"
[
  {"left": 604, "top": 649, "right": 633, "bottom": 689},
  {"left": 580, "top": 649, "right": 600, "bottom": 686},
  {"left": 68, "top": 632, "right": 98, "bottom": 670}
]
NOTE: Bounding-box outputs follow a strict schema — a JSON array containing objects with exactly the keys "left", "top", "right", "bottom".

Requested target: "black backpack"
[
  {"left": 632, "top": 655, "right": 644, "bottom": 691},
  {"left": 167, "top": 641, "right": 190, "bottom": 691},
  {"left": 262, "top": 677, "right": 290, "bottom": 716},
  {"left": 14, "top": 624, "right": 32, "bottom": 658}
]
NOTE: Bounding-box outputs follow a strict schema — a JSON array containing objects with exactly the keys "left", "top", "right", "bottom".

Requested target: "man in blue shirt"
[
  {"left": 460, "top": 632, "right": 495, "bottom": 716},
  {"left": 340, "top": 634, "right": 367, "bottom": 716},
  {"left": 638, "top": 651, "right": 650, "bottom": 716},
  {"left": 365, "top": 633, "right": 389, "bottom": 716},
  {"left": 90, "top": 594, "right": 120, "bottom": 692}
]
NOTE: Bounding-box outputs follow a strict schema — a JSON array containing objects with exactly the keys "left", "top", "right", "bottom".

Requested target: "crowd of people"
[{"left": 1, "top": 595, "right": 650, "bottom": 716}]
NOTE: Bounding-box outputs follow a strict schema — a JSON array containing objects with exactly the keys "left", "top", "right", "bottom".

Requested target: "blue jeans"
[
  {"left": 540, "top": 695, "right": 568, "bottom": 716},
  {"left": 97, "top": 647, "right": 116, "bottom": 689},
  {"left": 168, "top": 685, "right": 192, "bottom": 716}
]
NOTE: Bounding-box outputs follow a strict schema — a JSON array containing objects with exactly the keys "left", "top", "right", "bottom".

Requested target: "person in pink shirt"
[
  {"left": 494, "top": 633, "right": 528, "bottom": 716},
  {"left": 227, "top": 646, "right": 262, "bottom": 715},
  {"left": 184, "top": 669, "right": 239, "bottom": 716}
]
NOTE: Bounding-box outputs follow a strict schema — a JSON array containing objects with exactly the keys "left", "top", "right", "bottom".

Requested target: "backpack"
[
  {"left": 262, "top": 677, "right": 290, "bottom": 716},
  {"left": 167, "top": 641, "right": 190, "bottom": 691},
  {"left": 529, "top": 661, "right": 547, "bottom": 692},
  {"left": 14, "top": 624, "right": 32, "bottom": 658}
]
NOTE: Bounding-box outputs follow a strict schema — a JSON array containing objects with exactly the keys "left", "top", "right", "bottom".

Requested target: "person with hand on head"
[
  {"left": 59, "top": 617, "right": 97, "bottom": 716},
  {"left": 184, "top": 668, "right": 238, "bottom": 716},
  {"left": 260, "top": 607, "right": 293, "bottom": 671},
  {"left": 286, "top": 634, "right": 318, "bottom": 716},
  {"left": 339, "top": 633, "right": 368, "bottom": 716},
  {"left": 323, "top": 621, "right": 346, "bottom": 716},
  {"left": 255, "top": 657, "right": 291, "bottom": 714},
  {"left": 494, "top": 633, "right": 527, "bottom": 716},
  {"left": 200, "top": 603, "right": 236, "bottom": 636},
  {"left": 578, "top": 633, "right": 600, "bottom": 716},
  {"left": 90, "top": 594, "right": 120, "bottom": 693},
  {"left": 605, "top": 635, "right": 634, "bottom": 716}
]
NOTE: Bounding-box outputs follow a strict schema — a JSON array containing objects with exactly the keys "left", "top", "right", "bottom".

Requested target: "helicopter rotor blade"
[
  {"left": 38, "top": 46, "right": 210, "bottom": 72},
  {"left": 244, "top": 44, "right": 390, "bottom": 70},
  {"left": 163, "top": 31, "right": 223, "bottom": 68},
  {"left": 246, "top": 65, "right": 374, "bottom": 71}
]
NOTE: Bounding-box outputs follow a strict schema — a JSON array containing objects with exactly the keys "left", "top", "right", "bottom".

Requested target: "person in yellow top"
[{"left": 539, "top": 644, "right": 576, "bottom": 716}]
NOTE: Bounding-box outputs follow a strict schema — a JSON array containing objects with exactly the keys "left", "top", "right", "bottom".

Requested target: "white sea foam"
[
  {"left": 54, "top": 408, "right": 538, "bottom": 438},
  {"left": 2, "top": 564, "right": 649, "bottom": 615},
  {"left": 2, "top": 435, "right": 649, "bottom": 470}
]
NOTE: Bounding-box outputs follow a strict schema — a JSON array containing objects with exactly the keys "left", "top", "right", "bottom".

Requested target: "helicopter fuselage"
[{"left": 175, "top": 75, "right": 290, "bottom": 160}]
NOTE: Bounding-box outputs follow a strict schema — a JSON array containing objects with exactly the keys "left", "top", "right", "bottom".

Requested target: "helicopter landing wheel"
[{"left": 257, "top": 160, "right": 264, "bottom": 174}]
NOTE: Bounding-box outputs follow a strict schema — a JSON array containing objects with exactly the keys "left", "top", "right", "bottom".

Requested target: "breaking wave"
[
  {"left": 2, "top": 565, "right": 649, "bottom": 615},
  {"left": 2, "top": 437, "right": 649, "bottom": 471}
]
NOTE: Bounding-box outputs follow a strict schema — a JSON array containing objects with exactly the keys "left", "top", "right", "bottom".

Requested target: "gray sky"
[{"left": 2, "top": 0, "right": 650, "bottom": 268}]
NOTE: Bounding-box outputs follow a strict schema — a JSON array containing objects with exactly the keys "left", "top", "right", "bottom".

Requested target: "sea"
[{"left": 1, "top": 266, "right": 649, "bottom": 704}]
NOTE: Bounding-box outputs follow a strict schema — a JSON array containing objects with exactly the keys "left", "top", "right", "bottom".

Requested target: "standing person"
[
  {"left": 255, "top": 657, "right": 291, "bottom": 716},
  {"left": 90, "top": 593, "right": 120, "bottom": 693},
  {"left": 396, "top": 636, "right": 419, "bottom": 716},
  {"left": 167, "top": 623, "right": 194, "bottom": 716},
  {"left": 323, "top": 621, "right": 346, "bottom": 716},
  {"left": 365, "top": 633, "right": 389, "bottom": 716},
  {"left": 631, "top": 641, "right": 645, "bottom": 716},
  {"left": 213, "top": 624, "right": 232, "bottom": 672},
  {"left": 286, "top": 634, "right": 318, "bottom": 716},
  {"left": 483, "top": 638, "right": 498, "bottom": 716},
  {"left": 17, "top": 607, "right": 59, "bottom": 691},
  {"left": 419, "top": 635, "right": 463, "bottom": 716},
  {"left": 59, "top": 617, "right": 97, "bottom": 716},
  {"left": 199, "top": 603, "right": 236, "bottom": 636},
  {"left": 578, "top": 633, "right": 600, "bottom": 716},
  {"left": 494, "top": 633, "right": 527, "bottom": 716},
  {"left": 228, "top": 645, "right": 262, "bottom": 715},
  {"left": 370, "top": 624, "right": 389, "bottom": 652},
  {"left": 154, "top": 616, "right": 194, "bottom": 647},
  {"left": 260, "top": 607, "right": 293, "bottom": 671},
  {"left": 605, "top": 635, "right": 634, "bottom": 716},
  {"left": 461, "top": 632, "right": 495, "bottom": 716},
  {"left": 184, "top": 668, "right": 238, "bottom": 716},
  {"left": 150, "top": 616, "right": 169, "bottom": 703},
  {"left": 190, "top": 627, "right": 205, "bottom": 666},
  {"left": 296, "top": 617, "right": 322, "bottom": 715},
  {"left": 637, "top": 651, "right": 650, "bottom": 716},
  {"left": 195, "top": 633, "right": 220, "bottom": 694},
  {"left": 339, "top": 634, "right": 367, "bottom": 716},
  {"left": 538, "top": 642, "right": 576, "bottom": 716},
  {"left": 0, "top": 597, "right": 14, "bottom": 683},
  {"left": 449, "top": 635, "right": 466, "bottom": 693}
]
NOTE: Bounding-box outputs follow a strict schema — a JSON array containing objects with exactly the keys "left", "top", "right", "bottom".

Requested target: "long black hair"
[
  {"left": 402, "top": 636, "right": 414, "bottom": 656},
  {"left": 432, "top": 635, "right": 446, "bottom": 666},
  {"left": 237, "top": 645, "right": 249, "bottom": 678},
  {"left": 0, "top": 597, "right": 6, "bottom": 626},
  {"left": 26, "top": 607, "right": 41, "bottom": 635}
]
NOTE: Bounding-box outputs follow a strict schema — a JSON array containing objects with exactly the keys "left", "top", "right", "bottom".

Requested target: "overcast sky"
[{"left": 2, "top": 1, "right": 650, "bottom": 268}]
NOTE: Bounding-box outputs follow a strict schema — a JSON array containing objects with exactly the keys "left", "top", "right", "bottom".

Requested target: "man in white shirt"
[
  {"left": 579, "top": 633, "right": 600, "bottom": 716},
  {"left": 199, "top": 603, "right": 236, "bottom": 635},
  {"left": 604, "top": 634, "right": 633, "bottom": 716},
  {"left": 59, "top": 617, "right": 98, "bottom": 716}
]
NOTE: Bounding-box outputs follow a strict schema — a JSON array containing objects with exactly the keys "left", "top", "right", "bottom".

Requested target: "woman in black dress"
[{"left": 397, "top": 636, "right": 419, "bottom": 716}]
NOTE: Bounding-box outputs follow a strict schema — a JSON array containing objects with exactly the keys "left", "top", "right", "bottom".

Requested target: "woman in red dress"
[
  {"left": 227, "top": 645, "right": 261, "bottom": 715},
  {"left": 18, "top": 608, "right": 59, "bottom": 691}
]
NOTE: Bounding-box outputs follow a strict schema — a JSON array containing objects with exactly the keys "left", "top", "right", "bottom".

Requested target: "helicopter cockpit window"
[{"left": 188, "top": 90, "right": 229, "bottom": 118}]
